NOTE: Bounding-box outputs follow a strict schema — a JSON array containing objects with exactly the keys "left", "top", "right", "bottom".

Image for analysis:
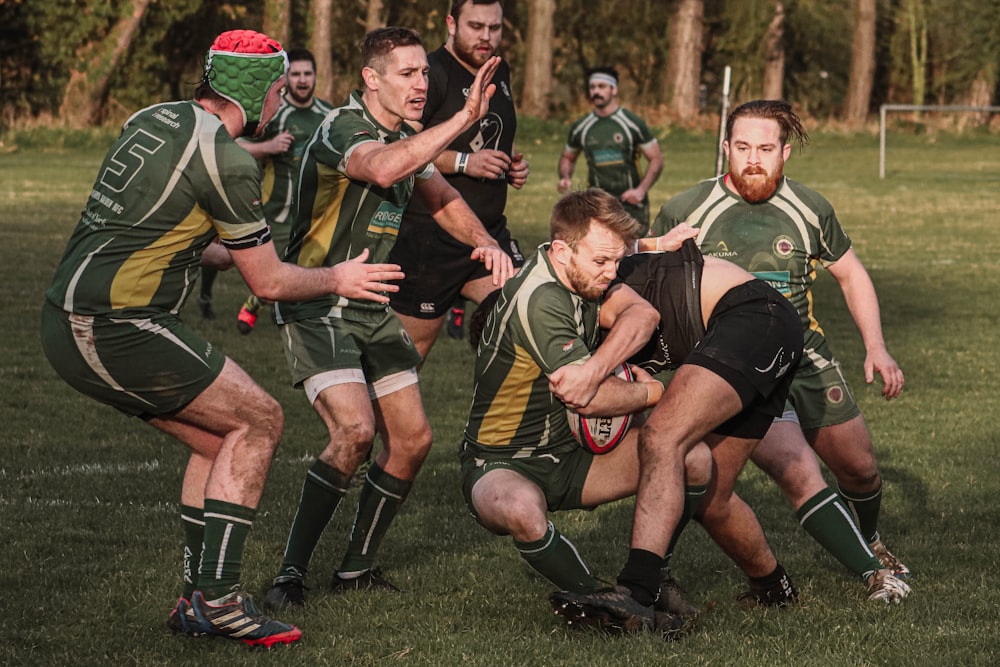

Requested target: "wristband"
[
  {"left": 644, "top": 381, "right": 664, "bottom": 408},
  {"left": 455, "top": 152, "right": 469, "bottom": 174}
]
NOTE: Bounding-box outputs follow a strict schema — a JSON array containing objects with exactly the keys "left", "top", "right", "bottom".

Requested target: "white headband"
[{"left": 588, "top": 72, "right": 617, "bottom": 87}]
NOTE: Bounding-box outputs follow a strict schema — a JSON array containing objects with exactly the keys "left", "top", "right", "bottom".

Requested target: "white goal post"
[{"left": 879, "top": 103, "right": 1000, "bottom": 179}]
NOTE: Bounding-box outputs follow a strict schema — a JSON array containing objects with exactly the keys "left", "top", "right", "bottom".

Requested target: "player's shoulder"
[
  {"left": 618, "top": 106, "right": 649, "bottom": 124},
  {"left": 567, "top": 111, "right": 596, "bottom": 133},
  {"left": 311, "top": 97, "right": 336, "bottom": 115},
  {"left": 662, "top": 177, "right": 721, "bottom": 215},
  {"left": 780, "top": 177, "right": 836, "bottom": 215}
]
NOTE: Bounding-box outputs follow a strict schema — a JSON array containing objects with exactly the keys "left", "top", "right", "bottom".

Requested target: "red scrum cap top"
[{"left": 203, "top": 29, "right": 288, "bottom": 131}]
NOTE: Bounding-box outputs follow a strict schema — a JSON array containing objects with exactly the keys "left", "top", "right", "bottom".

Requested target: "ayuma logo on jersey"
[
  {"left": 367, "top": 201, "right": 404, "bottom": 236},
  {"left": 773, "top": 235, "right": 796, "bottom": 259},
  {"left": 711, "top": 240, "right": 738, "bottom": 258}
]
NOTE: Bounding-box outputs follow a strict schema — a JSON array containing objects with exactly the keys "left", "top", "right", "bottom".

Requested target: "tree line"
[{"left": 2, "top": 0, "right": 997, "bottom": 130}]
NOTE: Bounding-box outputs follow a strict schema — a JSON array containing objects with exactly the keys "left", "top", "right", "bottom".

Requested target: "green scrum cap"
[{"left": 203, "top": 29, "right": 288, "bottom": 133}]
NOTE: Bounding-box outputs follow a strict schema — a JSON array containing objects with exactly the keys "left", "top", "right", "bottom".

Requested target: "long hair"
[{"left": 726, "top": 99, "right": 809, "bottom": 148}]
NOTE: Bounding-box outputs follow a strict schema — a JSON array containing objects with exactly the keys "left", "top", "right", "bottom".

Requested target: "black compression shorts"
[{"left": 684, "top": 280, "right": 803, "bottom": 439}]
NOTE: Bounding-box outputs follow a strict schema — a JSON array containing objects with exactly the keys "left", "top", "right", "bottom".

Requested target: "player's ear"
[
  {"left": 361, "top": 66, "right": 379, "bottom": 92},
  {"left": 551, "top": 239, "right": 573, "bottom": 265}
]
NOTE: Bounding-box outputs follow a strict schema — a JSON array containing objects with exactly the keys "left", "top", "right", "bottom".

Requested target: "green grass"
[{"left": 2, "top": 126, "right": 1000, "bottom": 666}]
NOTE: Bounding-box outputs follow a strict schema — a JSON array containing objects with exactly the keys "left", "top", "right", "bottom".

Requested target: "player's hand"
[
  {"left": 465, "top": 149, "right": 511, "bottom": 180},
  {"left": 549, "top": 363, "right": 603, "bottom": 410},
  {"left": 620, "top": 187, "right": 644, "bottom": 206},
  {"left": 865, "top": 348, "right": 904, "bottom": 400},
  {"left": 470, "top": 244, "right": 515, "bottom": 287},
  {"left": 329, "top": 248, "right": 405, "bottom": 303},
  {"left": 461, "top": 56, "right": 501, "bottom": 128},
  {"left": 557, "top": 177, "right": 573, "bottom": 194},
  {"left": 270, "top": 130, "right": 294, "bottom": 154},
  {"left": 649, "top": 223, "right": 699, "bottom": 252},
  {"left": 201, "top": 239, "right": 233, "bottom": 271},
  {"left": 507, "top": 152, "right": 529, "bottom": 189}
]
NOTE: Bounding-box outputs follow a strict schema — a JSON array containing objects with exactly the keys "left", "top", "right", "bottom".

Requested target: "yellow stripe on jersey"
[
  {"left": 298, "top": 163, "right": 349, "bottom": 268},
  {"left": 477, "top": 343, "right": 544, "bottom": 447},
  {"left": 109, "top": 205, "right": 214, "bottom": 310}
]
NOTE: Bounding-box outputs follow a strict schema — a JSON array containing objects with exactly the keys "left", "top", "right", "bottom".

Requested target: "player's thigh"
[
  {"left": 41, "top": 303, "right": 224, "bottom": 418},
  {"left": 580, "top": 429, "right": 640, "bottom": 506},
  {"left": 159, "top": 357, "right": 282, "bottom": 446},
  {"left": 372, "top": 382, "right": 431, "bottom": 453},
  {"left": 807, "top": 413, "right": 878, "bottom": 482}
]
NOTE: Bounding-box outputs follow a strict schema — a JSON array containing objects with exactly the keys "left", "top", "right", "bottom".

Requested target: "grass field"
[{"left": 2, "top": 122, "right": 999, "bottom": 666}]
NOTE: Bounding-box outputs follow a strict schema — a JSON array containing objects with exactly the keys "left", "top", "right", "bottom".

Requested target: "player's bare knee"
[
  {"left": 684, "top": 442, "right": 713, "bottom": 486},
  {"left": 244, "top": 394, "right": 284, "bottom": 449},
  {"left": 328, "top": 417, "right": 377, "bottom": 455}
]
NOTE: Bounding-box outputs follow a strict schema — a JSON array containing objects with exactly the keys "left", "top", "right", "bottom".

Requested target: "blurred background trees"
[{"left": 1, "top": 0, "right": 996, "bottom": 129}]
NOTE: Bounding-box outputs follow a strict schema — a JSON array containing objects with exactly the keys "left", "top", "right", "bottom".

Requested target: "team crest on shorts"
[
  {"left": 826, "top": 385, "right": 845, "bottom": 405},
  {"left": 773, "top": 235, "right": 795, "bottom": 259}
]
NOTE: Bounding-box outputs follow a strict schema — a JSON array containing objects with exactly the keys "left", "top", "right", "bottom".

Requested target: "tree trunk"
[
  {"left": 520, "top": 0, "right": 556, "bottom": 117},
  {"left": 663, "top": 0, "right": 703, "bottom": 121},
  {"left": 58, "top": 0, "right": 152, "bottom": 127},
  {"left": 263, "top": 0, "right": 291, "bottom": 48},
  {"left": 365, "top": 0, "right": 386, "bottom": 32},
  {"left": 842, "top": 0, "right": 876, "bottom": 125},
  {"left": 959, "top": 65, "right": 997, "bottom": 129},
  {"left": 311, "top": 0, "right": 335, "bottom": 103},
  {"left": 906, "top": 0, "right": 928, "bottom": 109},
  {"left": 761, "top": 2, "right": 785, "bottom": 100}
]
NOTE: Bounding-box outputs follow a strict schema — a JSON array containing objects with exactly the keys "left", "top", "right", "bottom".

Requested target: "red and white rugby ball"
[{"left": 567, "top": 363, "right": 635, "bottom": 455}]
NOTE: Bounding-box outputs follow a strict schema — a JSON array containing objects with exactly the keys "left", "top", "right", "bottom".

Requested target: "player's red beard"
[{"left": 730, "top": 164, "right": 783, "bottom": 203}]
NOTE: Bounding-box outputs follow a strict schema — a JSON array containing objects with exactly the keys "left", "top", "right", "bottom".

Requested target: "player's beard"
[
  {"left": 590, "top": 93, "right": 611, "bottom": 110},
  {"left": 453, "top": 32, "right": 497, "bottom": 69},
  {"left": 730, "top": 163, "right": 783, "bottom": 203},
  {"left": 288, "top": 83, "right": 314, "bottom": 106},
  {"left": 566, "top": 259, "right": 608, "bottom": 301}
]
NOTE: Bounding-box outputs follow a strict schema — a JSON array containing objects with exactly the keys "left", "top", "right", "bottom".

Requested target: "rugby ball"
[{"left": 566, "top": 363, "right": 636, "bottom": 455}]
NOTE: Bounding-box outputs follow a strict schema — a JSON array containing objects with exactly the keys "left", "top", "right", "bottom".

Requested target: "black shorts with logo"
[
  {"left": 388, "top": 220, "right": 525, "bottom": 319},
  {"left": 685, "top": 280, "right": 803, "bottom": 439}
]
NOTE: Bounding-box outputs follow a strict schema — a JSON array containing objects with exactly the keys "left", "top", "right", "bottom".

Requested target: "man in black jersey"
[
  {"left": 551, "top": 239, "right": 809, "bottom": 633},
  {"left": 388, "top": 0, "right": 529, "bottom": 360}
]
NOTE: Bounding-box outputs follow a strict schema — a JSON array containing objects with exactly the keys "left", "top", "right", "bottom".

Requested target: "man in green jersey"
[
  {"left": 229, "top": 48, "right": 335, "bottom": 335},
  {"left": 460, "top": 189, "right": 700, "bottom": 631},
  {"left": 558, "top": 66, "right": 664, "bottom": 234},
  {"left": 263, "top": 26, "right": 515, "bottom": 611},
  {"left": 649, "top": 99, "right": 910, "bottom": 580},
  {"left": 40, "top": 30, "right": 405, "bottom": 647}
]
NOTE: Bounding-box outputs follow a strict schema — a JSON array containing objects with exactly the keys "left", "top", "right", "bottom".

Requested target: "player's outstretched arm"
[
  {"left": 347, "top": 57, "right": 501, "bottom": 188},
  {"left": 230, "top": 244, "right": 404, "bottom": 304}
]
